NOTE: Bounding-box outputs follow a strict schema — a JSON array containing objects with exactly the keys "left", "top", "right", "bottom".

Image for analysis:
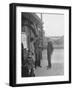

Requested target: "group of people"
[{"left": 22, "top": 36, "right": 53, "bottom": 77}]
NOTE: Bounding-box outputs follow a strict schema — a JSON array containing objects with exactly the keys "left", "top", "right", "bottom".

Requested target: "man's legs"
[{"left": 47, "top": 55, "right": 51, "bottom": 69}]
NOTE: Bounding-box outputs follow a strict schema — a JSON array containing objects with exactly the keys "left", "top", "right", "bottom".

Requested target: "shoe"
[
  {"left": 39, "top": 66, "right": 42, "bottom": 68},
  {"left": 47, "top": 66, "right": 51, "bottom": 69}
]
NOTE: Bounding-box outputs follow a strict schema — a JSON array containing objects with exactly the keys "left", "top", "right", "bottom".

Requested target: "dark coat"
[{"left": 47, "top": 42, "right": 53, "bottom": 56}]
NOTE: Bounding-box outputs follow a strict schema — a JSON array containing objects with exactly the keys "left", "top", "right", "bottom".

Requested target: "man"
[
  {"left": 21, "top": 43, "right": 29, "bottom": 77},
  {"left": 38, "top": 41, "right": 42, "bottom": 67},
  {"left": 47, "top": 41, "right": 53, "bottom": 69},
  {"left": 34, "top": 38, "right": 42, "bottom": 68}
]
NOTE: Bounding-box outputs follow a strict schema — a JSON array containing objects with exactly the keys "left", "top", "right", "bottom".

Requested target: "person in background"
[
  {"left": 34, "top": 37, "right": 42, "bottom": 68},
  {"left": 47, "top": 41, "right": 53, "bottom": 69},
  {"left": 38, "top": 40, "right": 42, "bottom": 67},
  {"left": 21, "top": 43, "right": 29, "bottom": 77},
  {"left": 27, "top": 50, "right": 35, "bottom": 77}
]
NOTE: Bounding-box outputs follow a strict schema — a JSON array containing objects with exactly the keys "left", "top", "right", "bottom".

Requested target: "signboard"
[{"left": 21, "top": 32, "right": 27, "bottom": 49}]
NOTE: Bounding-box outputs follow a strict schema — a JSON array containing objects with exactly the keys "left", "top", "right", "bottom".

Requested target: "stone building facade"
[{"left": 21, "top": 13, "right": 43, "bottom": 76}]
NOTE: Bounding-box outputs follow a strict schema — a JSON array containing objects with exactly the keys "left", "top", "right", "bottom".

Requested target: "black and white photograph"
[
  {"left": 21, "top": 12, "right": 64, "bottom": 77},
  {"left": 10, "top": 3, "right": 71, "bottom": 87}
]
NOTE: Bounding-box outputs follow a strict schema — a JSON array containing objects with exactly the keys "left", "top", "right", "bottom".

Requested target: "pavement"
[{"left": 35, "top": 49, "right": 64, "bottom": 77}]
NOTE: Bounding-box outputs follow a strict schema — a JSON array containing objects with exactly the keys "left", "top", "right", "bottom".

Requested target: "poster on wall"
[{"left": 9, "top": 3, "right": 71, "bottom": 87}]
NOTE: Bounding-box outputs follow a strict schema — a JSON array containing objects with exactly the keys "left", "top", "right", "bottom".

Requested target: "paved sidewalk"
[
  {"left": 35, "top": 49, "right": 64, "bottom": 77},
  {"left": 35, "top": 63, "right": 64, "bottom": 77}
]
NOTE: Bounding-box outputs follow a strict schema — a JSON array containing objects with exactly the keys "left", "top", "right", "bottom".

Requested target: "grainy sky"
[{"left": 37, "top": 13, "right": 64, "bottom": 37}]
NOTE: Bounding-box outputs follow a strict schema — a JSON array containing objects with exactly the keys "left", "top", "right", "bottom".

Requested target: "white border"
[{"left": 16, "top": 6, "right": 69, "bottom": 84}]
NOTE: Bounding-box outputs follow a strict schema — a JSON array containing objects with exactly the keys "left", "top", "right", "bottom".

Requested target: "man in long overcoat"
[{"left": 47, "top": 41, "right": 53, "bottom": 69}]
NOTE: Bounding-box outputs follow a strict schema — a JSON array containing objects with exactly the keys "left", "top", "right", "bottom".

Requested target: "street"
[{"left": 35, "top": 49, "right": 64, "bottom": 76}]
